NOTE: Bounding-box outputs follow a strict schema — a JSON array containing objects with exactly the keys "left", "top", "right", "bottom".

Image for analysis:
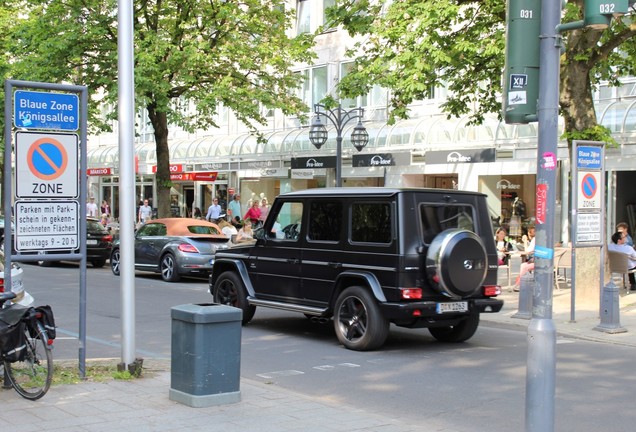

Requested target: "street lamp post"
[{"left": 308, "top": 104, "right": 369, "bottom": 187}]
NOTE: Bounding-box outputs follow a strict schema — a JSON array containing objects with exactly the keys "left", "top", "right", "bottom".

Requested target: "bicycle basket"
[{"left": 0, "top": 320, "right": 27, "bottom": 362}]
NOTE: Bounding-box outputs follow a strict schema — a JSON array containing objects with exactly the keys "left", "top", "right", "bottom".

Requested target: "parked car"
[
  {"left": 0, "top": 249, "right": 33, "bottom": 306},
  {"left": 210, "top": 187, "right": 503, "bottom": 351},
  {"left": 110, "top": 218, "right": 229, "bottom": 282},
  {"left": 37, "top": 218, "right": 113, "bottom": 268}
]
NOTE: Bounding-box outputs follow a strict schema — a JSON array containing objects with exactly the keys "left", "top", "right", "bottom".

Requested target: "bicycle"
[{"left": 0, "top": 292, "right": 54, "bottom": 400}]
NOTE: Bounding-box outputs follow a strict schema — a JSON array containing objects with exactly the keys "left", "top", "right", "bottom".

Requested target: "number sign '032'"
[{"left": 584, "top": 0, "right": 628, "bottom": 28}]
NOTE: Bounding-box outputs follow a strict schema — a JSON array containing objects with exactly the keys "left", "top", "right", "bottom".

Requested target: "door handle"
[
  {"left": 328, "top": 262, "right": 342, "bottom": 268},
  {"left": 287, "top": 258, "right": 300, "bottom": 264}
]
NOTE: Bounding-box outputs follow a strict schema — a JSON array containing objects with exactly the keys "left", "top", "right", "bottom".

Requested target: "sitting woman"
[
  {"left": 495, "top": 227, "right": 513, "bottom": 266},
  {"left": 513, "top": 225, "right": 536, "bottom": 291},
  {"left": 235, "top": 220, "right": 255, "bottom": 243}
]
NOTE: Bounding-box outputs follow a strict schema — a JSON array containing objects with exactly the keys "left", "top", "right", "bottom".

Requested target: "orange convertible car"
[{"left": 110, "top": 218, "right": 229, "bottom": 282}]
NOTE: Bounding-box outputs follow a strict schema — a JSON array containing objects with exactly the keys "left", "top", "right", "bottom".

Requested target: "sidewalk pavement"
[{"left": 3, "top": 284, "right": 636, "bottom": 432}]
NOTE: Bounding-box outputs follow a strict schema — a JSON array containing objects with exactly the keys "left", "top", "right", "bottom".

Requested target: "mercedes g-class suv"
[{"left": 209, "top": 188, "right": 503, "bottom": 351}]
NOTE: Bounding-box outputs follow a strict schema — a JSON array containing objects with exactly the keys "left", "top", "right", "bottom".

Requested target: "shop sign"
[
  {"left": 353, "top": 153, "right": 394, "bottom": 167},
  {"left": 496, "top": 179, "right": 521, "bottom": 190},
  {"left": 291, "top": 156, "right": 336, "bottom": 169},
  {"left": 87, "top": 167, "right": 112, "bottom": 176},
  {"left": 291, "top": 169, "right": 314, "bottom": 179},
  {"left": 426, "top": 148, "right": 496, "bottom": 164},
  {"left": 242, "top": 160, "right": 282, "bottom": 169},
  {"left": 260, "top": 168, "right": 289, "bottom": 177},
  {"left": 194, "top": 162, "right": 229, "bottom": 171},
  {"left": 152, "top": 164, "right": 184, "bottom": 173}
]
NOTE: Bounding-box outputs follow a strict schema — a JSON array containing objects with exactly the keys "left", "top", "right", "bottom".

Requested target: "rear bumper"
[{"left": 379, "top": 298, "right": 503, "bottom": 321}]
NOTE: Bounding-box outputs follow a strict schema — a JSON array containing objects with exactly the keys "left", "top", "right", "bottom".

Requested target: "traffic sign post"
[{"left": 4, "top": 80, "right": 89, "bottom": 378}]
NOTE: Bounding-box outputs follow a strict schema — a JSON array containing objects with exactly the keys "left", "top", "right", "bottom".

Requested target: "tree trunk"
[
  {"left": 560, "top": 28, "right": 602, "bottom": 136},
  {"left": 147, "top": 104, "right": 172, "bottom": 219}
]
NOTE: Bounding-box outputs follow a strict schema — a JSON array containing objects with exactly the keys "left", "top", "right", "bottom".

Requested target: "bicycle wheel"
[{"left": 5, "top": 321, "right": 53, "bottom": 400}]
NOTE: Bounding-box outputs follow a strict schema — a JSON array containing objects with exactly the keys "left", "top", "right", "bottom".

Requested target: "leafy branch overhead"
[
  {"left": 328, "top": 0, "right": 636, "bottom": 138},
  {"left": 7, "top": 0, "right": 316, "bottom": 217}
]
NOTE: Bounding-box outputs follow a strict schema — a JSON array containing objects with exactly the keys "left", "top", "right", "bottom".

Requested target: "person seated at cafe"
[
  {"left": 609, "top": 231, "right": 636, "bottom": 290},
  {"left": 495, "top": 227, "right": 513, "bottom": 266}
]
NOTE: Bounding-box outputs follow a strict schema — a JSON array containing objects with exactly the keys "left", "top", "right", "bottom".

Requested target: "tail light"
[
  {"left": 178, "top": 243, "right": 199, "bottom": 253},
  {"left": 0, "top": 278, "right": 4, "bottom": 292},
  {"left": 101, "top": 234, "right": 113, "bottom": 242},
  {"left": 400, "top": 288, "right": 423, "bottom": 300},
  {"left": 483, "top": 285, "right": 501, "bottom": 297}
]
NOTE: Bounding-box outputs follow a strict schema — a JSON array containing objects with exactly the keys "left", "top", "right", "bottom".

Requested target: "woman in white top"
[{"left": 235, "top": 220, "right": 254, "bottom": 243}]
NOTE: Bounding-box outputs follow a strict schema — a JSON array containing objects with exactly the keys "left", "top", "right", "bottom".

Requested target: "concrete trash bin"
[{"left": 169, "top": 303, "right": 242, "bottom": 407}]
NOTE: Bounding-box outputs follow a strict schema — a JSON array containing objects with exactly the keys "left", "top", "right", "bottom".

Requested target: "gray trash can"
[{"left": 169, "top": 303, "right": 242, "bottom": 407}]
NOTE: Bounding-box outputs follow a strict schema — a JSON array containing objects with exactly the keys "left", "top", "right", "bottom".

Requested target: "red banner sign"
[
  {"left": 170, "top": 171, "right": 218, "bottom": 182},
  {"left": 536, "top": 183, "right": 547, "bottom": 225},
  {"left": 152, "top": 164, "right": 184, "bottom": 173},
  {"left": 87, "top": 167, "right": 112, "bottom": 176}
]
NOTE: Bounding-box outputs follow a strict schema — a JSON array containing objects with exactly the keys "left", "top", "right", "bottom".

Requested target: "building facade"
[{"left": 86, "top": 1, "right": 636, "bottom": 242}]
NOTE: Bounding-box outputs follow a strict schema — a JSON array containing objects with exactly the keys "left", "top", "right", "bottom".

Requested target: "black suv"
[{"left": 209, "top": 188, "right": 503, "bottom": 351}]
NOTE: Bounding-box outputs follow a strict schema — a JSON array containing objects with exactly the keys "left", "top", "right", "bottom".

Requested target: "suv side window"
[
  {"left": 351, "top": 202, "right": 392, "bottom": 244},
  {"left": 308, "top": 201, "right": 342, "bottom": 242},
  {"left": 420, "top": 204, "right": 475, "bottom": 244},
  {"left": 269, "top": 201, "right": 303, "bottom": 240}
]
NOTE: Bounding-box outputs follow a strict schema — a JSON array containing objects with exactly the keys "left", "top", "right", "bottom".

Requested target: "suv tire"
[
  {"left": 428, "top": 311, "right": 480, "bottom": 343},
  {"left": 334, "top": 286, "right": 389, "bottom": 351},
  {"left": 213, "top": 271, "right": 256, "bottom": 324}
]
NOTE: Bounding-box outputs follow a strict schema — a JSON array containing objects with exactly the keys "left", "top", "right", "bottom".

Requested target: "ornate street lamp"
[{"left": 309, "top": 104, "right": 369, "bottom": 187}]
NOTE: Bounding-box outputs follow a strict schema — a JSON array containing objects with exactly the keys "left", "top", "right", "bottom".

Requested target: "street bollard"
[
  {"left": 512, "top": 272, "right": 533, "bottom": 319},
  {"left": 594, "top": 279, "right": 627, "bottom": 334}
]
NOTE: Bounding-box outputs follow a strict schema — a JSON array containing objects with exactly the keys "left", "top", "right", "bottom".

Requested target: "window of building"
[
  {"left": 339, "top": 61, "right": 389, "bottom": 109},
  {"left": 296, "top": 66, "right": 328, "bottom": 109},
  {"left": 297, "top": 0, "right": 311, "bottom": 34},
  {"left": 322, "top": 0, "right": 336, "bottom": 30},
  {"left": 351, "top": 203, "right": 392, "bottom": 244}
]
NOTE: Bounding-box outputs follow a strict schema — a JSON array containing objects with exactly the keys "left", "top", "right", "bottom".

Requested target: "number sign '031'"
[{"left": 503, "top": 0, "right": 540, "bottom": 124}]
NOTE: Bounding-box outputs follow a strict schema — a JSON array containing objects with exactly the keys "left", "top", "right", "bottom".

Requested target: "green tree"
[
  {"left": 328, "top": 0, "right": 635, "bottom": 140},
  {"left": 9, "top": 0, "right": 314, "bottom": 217}
]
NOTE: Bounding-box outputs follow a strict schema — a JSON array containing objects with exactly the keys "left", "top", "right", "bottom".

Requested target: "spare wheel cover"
[{"left": 426, "top": 229, "right": 487, "bottom": 298}]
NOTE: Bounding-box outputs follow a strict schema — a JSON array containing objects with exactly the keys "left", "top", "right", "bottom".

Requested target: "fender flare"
[
  {"left": 333, "top": 271, "right": 386, "bottom": 304},
  {"left": 211, "top": 258, "right": 256, "bottom": 297}
]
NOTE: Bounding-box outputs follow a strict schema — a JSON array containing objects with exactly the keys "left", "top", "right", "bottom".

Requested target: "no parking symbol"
[
  {"left": 15, "top": 131, "right": 78, "bottom": 198},
  {"left": 577, "top": 171, "right": 601, "bottom": 210}
]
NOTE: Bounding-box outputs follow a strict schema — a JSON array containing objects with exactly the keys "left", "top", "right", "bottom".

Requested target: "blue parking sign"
[{"left": 14, "top": 90, "right": 79, "bottom": 131}]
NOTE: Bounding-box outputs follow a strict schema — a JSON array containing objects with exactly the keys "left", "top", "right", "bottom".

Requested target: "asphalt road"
[{"left": 20, "top": 262, "right": 636, "bottom": 432}]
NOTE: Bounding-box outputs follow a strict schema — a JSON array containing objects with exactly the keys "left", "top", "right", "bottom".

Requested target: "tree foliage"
[
  {"left": 329, "top": 0, "right": 636, "bottom": 137},
  {"left": 8, "top": 0, "right": 315, "bottom": 217}
]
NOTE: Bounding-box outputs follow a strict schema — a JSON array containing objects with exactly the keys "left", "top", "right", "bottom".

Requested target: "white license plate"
[
  {"left": 436, "top": 302, "right": 468, "bottom": 314},
  {"left": 87, "top": 239, "right": 98, "bottom": 245}
]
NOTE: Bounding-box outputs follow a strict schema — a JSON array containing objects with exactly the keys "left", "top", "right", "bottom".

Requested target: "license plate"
[
  {"left": 436, "top": 302, "right": 468, "bottom": 314},
  {"left": 87, "top": 239, "right": 98, "bottom": 245}
]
